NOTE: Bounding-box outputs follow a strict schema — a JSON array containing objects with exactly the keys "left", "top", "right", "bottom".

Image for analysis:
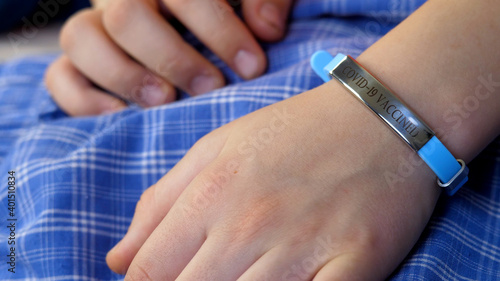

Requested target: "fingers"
[
  {"left": 123, "top": 205, "right": 207, "bottom": 280},
  {"left": 45, "top": 55, "right": 127, "bottom": 116},
  {"left": 122, "top": 167, "right": 234, "bottom": 280},
  {"left": 163, "top": 0, "right": 267, "bottom": 80},
  {"left": 122, "top": 174, "right": 250, "bottom": 280},
  {"left": 102, "top": 0, "right": 225, "bottom": 96},
  {"left": 242, "top": 0, "right": 293, "bottom": 42},
  {"left": 313, "top": 252, "right": 385, "bottom": 281},
  {"left": 54, "top": 0, "right": 283, "bottom": 115},
  {"left": 106, "top": 127, "right": 231, "bottom": 275},
  {"left": 237, "top": 243, "right": 323, "bottom": 281},
  {"left": 106, "top": 183, "right": 164, "bottom": 275},
  {"left": 60, "top": 9, "right": 175, "bottom": 108},
  {"left": 239, "top": 249, "right": 379, "bottom": 281},
  {"left": 175, "top": 235, "right": 261, "bottom": 281}
]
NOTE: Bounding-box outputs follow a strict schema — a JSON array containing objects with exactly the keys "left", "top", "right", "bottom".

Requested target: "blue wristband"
[{"left": 311, "top": 51, "right": 468, "bottom": 195}]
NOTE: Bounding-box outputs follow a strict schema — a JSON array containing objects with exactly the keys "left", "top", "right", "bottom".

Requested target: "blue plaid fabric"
[{"left": 1, "top": 0, "right": 500, "bottom": 280}]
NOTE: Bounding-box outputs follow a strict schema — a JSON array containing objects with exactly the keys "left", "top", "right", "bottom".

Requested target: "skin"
[
  {"left": 102, "top": 0, "right": 500, "bottom": 280},
  {"left": 45, "top": 0, "right": 293, "bottom": 116}
]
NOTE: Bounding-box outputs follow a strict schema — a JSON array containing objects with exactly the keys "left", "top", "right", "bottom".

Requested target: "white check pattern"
[{"left": 1, "top": 0, "right": 499, "bottom": 280}]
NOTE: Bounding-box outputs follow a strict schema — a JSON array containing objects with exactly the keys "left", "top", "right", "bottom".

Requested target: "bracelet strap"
[{"left": 310, "top": 50, "right": 468, "bottom": 195}]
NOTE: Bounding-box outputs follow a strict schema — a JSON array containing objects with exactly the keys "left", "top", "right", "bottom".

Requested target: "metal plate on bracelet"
[{"left": 330, "top": 56, "right": 435, "bottom": 151}]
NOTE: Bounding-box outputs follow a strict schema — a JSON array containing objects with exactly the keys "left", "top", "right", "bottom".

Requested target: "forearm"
[
  {"left": 302, "top": 0, "right": 500, "bottom": 213},
  {"left": 357, "top": 0, "right": 500, "bottom": 162},
  {"left": 287, "top": 2, "right": 500, "bottom": 271}
]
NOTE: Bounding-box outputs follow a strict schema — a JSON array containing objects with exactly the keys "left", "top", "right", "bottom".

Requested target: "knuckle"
[
  {"left": 155, "top": 50, "right": 185, "bottom": 80},
  {"left": 102, "top": 0, "right": 138, "bottom": 35},
  {"left": 125, "top": 263, "right": 153, "bottom": 281},
  {"left": 193, "top": 169, "right": 231, "bottom": 204},
  {"left": 337, "top": 222, "right": 382, "bottom": 255},
  {"left": 60, "top": 9, "right": 96, "bottom": 52},
  {"left": 191, "top": 133, "right": 218, "bottom": 154},
  {"left": 106, "top": 67, "right": 130, "bottom": 92},
  {"left": 134, "top": 186, "right": 156, "bottom": 215},
  {"left": 181, "top": 161, "right": 236, "bottom": 217},
  {"left": 44, "top": 62, "right": 58, "bottom": 96},
  {"left": 105, "top": 66, "right": 148, "bottom": 99},
  {"left": 219, "top": 194, "right": 283, "bottom": 244},
  {"left": 165, "top": 0, "right": 190, "bottom": 10}
]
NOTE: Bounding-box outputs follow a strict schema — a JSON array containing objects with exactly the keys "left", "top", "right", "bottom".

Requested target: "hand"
[
  {"left": 105, "top": 82, "right": 441, "bottom": 280},
  {"left": 45, "top": 0, "right": 293, "bottom": 116}
]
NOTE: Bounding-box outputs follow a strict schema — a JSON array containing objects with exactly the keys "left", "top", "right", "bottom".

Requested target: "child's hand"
[
  {"left": 45, "top": 0, "right": 292, "bottom": 116},
  {"left": 105, "top": 82, "right": 441, "bottom": 279}
]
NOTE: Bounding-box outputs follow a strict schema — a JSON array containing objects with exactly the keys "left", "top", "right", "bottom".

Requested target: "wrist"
[
  {"left": 305, "top": 81, "right": 440, "bottom": 199},
  {"left": 355, "top": 0, "right": 500, "bottom": 162}
]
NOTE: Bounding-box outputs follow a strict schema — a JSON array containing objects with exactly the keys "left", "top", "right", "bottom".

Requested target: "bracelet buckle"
[{"left": 437, "top": 159, "right": 469, "bottom": 195}]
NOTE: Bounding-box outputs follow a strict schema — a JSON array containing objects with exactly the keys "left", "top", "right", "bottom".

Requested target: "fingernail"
[
  {"left": 260, "top": 2, "right": 284, "bottom": 33},
  {"left": 234, "top": 50, "right": 259, "bottom": 79},
  {"left": 190, "top": 74, "right": 221, "bottom": 95},
  {"left": 140, "top": 83, "right": 170, "bottom": 107}
]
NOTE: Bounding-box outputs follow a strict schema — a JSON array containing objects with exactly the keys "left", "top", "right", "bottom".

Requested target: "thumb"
[
  {"left": 106, "top": 127, "right": 230, "bottom": 274},
  {"left": 242, "top": 0, "right": 293, "bottom": 42}
]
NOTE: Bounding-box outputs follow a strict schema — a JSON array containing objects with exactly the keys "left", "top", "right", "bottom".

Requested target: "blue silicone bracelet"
[{"left": 310, "top": 50, "right": 468, "bottom": 195}]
